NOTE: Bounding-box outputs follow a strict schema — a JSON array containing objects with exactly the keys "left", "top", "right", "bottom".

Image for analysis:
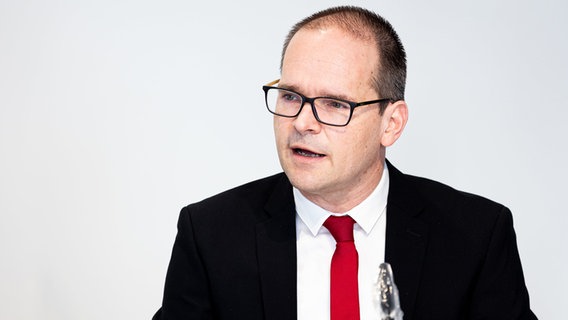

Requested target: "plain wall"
[{"left": 1, "top": 0, "right": 566, "bottom": 319}]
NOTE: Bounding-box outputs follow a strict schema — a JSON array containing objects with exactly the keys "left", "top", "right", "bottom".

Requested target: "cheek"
[
  {"left": 273, "top": 118, "right": 285, "bottom": 137},
  {"left": 344, "top": 125, "right": 383, "bottom": 159},
  {"left": 273, "top": 118, "right": 290, "bottom": 148}
]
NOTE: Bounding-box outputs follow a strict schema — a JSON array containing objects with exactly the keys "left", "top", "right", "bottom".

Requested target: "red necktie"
[{"left": 324, "top": 215, "right": 360, "bottom": 320}]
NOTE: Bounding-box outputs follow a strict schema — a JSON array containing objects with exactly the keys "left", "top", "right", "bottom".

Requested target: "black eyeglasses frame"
[{"left": 262, "top": 79, "right": 393, "bottom": 127}]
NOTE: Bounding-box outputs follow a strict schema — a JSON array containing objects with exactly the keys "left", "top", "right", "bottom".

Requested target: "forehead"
[{"left": 281, "top": 27, "right": 378, "bottom": 98}]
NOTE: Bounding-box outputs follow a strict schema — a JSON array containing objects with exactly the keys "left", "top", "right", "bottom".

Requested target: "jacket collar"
[
  {"left": 385, "top": 160, "right": 429, "bottom": 320},
  {"left": 256, "top": 173, "right": 298, "bottom": 320}
]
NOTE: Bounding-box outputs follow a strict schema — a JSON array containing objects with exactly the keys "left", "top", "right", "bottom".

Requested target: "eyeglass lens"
[{"left": 266, "top": 88, "right": 351, "bottom": 126}]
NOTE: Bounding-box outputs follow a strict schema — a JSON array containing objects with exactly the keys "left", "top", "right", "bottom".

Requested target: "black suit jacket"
[{"left": 153, "top": 161, "right": 536, "bottom": 319}]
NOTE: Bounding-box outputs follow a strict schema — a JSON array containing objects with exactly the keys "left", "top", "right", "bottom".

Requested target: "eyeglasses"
[{"left": 262, "top": 79, "right": 392, "bottom": 127}]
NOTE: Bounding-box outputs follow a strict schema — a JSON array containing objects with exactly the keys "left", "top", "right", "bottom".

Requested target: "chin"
[{"left": 286, "top": 171, "right": 324, "bottom": 194}]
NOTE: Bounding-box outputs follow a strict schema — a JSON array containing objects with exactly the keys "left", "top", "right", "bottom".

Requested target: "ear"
[{"left": 380, "top": 100, "right": 408, "bottom": 147}]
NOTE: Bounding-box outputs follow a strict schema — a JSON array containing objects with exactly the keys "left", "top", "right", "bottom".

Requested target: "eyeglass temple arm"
[{"left": 265, "top": 79, "right": 280, "bottom": 86}]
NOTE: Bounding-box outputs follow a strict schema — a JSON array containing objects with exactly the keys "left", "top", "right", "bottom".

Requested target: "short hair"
[{"left": 281, "top": 6, "right": 407, "bottom": 111}]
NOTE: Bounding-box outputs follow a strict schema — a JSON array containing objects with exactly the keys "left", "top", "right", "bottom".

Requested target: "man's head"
[{"left": 273, "top": 6, "right": 408, "bottom": 212}]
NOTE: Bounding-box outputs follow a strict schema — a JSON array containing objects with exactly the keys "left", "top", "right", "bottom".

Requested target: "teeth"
[{"left": 295, "top": 148, "right": 323, "bottom": 157}]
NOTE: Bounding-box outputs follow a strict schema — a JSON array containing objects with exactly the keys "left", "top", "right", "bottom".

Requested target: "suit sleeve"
[
  {"left": 153, "top": 207, "right": 215, "bottom": 320},
  {"left": 469, "top": 206, "right": 537, "bottom": 320}
]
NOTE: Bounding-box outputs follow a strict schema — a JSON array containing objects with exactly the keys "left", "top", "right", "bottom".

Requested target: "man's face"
[{"left": 275, "top": 27, "right": 395, "bottom": 211}]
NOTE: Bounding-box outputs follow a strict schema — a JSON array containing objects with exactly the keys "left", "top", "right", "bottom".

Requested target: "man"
[{"left": 153, "top": 6, "right": 536, "bottom": 320}]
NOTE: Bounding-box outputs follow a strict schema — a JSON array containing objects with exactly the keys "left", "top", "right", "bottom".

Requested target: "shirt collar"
[{"left": 294, "top": 164, "right": 389, "bottom": 236}]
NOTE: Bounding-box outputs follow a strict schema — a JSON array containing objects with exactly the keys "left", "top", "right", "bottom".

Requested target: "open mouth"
[{"left": 293, "top": 148, "right": 325, "bottom": 158}]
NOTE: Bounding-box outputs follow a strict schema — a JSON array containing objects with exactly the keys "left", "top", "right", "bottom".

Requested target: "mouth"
[{"left": 293, "top": 148, "right": 325, "bottom": 158}]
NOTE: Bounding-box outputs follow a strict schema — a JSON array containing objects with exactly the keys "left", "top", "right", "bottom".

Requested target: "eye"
[
  {"left": 279, "top": 91, "right": 301, "bottom": 103},
  {"left": 322, "top": 99, "right": 350, "bottom": 110}
]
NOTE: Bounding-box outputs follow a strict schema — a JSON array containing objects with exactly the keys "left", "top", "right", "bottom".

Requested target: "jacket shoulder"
[
  {"left": 396, "top": 171, "right": 513, "bottom": 246},
  {"left": 386, "top": 160, "right": 511, "bottom": 236},
  {"left": 404, "top": 173, "right": 507, "bottom": 214},
  {"left": 182, "top": 172, "right": 290, "bottom": 220},
  {"left": 387, "top": 160, "right": 507, "bottom": 217}
]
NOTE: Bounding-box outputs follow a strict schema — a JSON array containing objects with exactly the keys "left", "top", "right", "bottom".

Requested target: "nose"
[{"left": 293, "top": 101, "right": 322, "bottom": 134}]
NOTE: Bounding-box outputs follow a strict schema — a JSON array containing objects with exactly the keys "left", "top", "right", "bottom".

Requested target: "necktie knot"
[{"left": 324, "top": 215, "right": 355, "bottom": 242}]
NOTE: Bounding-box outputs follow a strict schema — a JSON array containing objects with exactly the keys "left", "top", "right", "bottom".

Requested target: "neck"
[{"left": 300, "top": 161, "right": 385, "bottom": 213}]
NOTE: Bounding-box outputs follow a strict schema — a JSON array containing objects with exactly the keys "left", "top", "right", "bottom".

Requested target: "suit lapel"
[
  {"left": 385, "top": 161, "right": 429, "bottom": 320},
  {"left": 255, "top": 174, "right": 297, "bottom": 320}
]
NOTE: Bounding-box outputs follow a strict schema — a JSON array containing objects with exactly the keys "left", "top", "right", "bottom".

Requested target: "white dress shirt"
[{"left": 295, "top": 165, "right": 389, "bottom": 320}]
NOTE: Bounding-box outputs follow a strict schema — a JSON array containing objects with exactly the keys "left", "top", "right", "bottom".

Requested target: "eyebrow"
[{"left": 277, "top": 82, "right": 356, "bottom": 102}]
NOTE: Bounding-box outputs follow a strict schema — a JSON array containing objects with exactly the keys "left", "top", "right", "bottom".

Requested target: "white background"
[{"left": 1, "top": 0, "right": 566, "bottom": 319}]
